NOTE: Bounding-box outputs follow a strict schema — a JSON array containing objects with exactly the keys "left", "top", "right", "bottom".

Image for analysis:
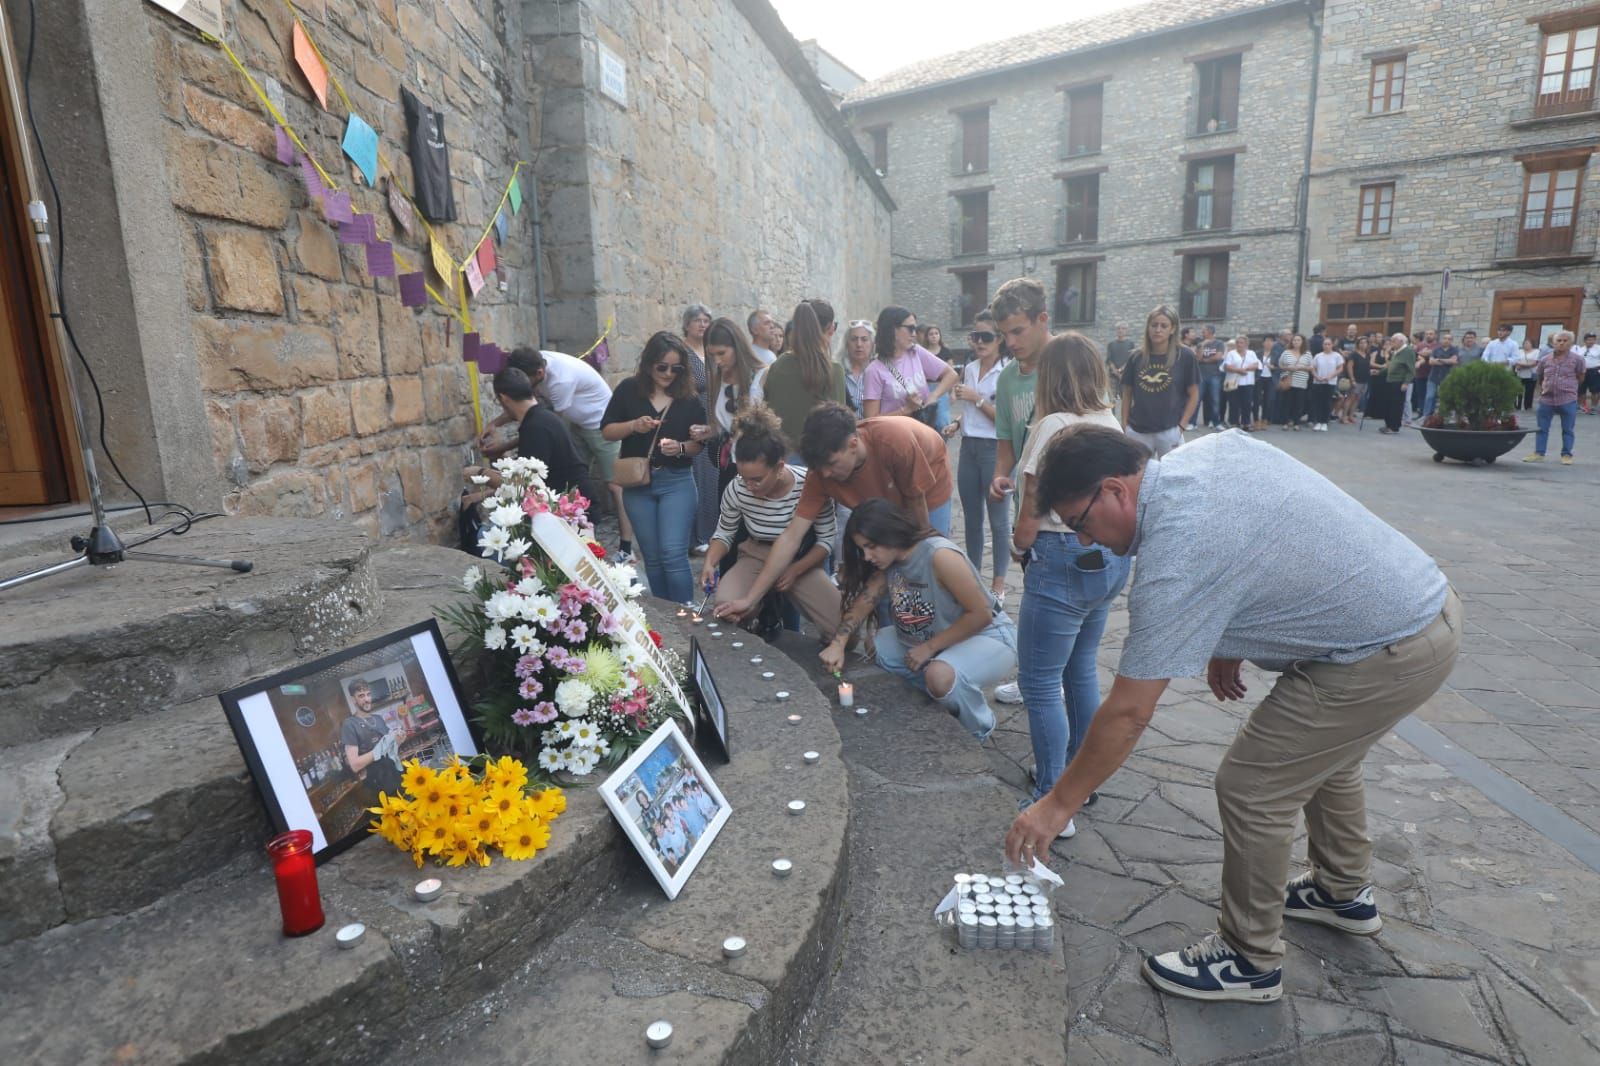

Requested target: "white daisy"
[
  {"left": 483, "top": 625, "right": 507, "bottom": 651},
  {"left": 513, "top": 577, "right": 544, "bottom": 597},
  {"left": 510, "top": 624, "right": 540, "bottom": 653},
  {"left": 494, "top": 482, "right": 521, "bottom": 503},
  {"left": 503, "top": 538, "right": 532, "bottom": 562},
  {"left": 566, "top": 748, "right": 600, "bottom": 776},
  {"left": 541, "top": 727, "right": 563, "bottom": 748},
  {"left": 523, "top": 594, "right": 559, "bottom": 624},
  {"left": 461, "top": 566, "right": 482, "bottom": 592},
  {"left": 478, "top": 526, "right": 511, "bottom": 558},
  {"left": 485, "top": 590, "right": 521, "bottom": 622},
  {"left": 569, "top": 719, "right": 598, "bottom": 748},
  {"left": 489, "top": 503, "right": 524, "bottom": 528},
  {"left": 524, "top": 457, "right": 550, "bottom": 481},
  {"left": 592, "top": 736, "right": 611, "bottom": 758},
  {"left": 536, "top": 748, "right": 563, "bottom": 772},
  {"left": 555, "top": 719, "right": 577, "bottom": 740}
]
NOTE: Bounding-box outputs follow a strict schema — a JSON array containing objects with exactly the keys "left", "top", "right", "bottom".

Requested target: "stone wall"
[
  {"left": 1303, "top": 0, "right": 1600, "bottom": 338},
  {"left": 527, "top": 0, "right": 894, "bottom": 363},
  {"left": 845, "top": 5, "right": 1316, "bottom": 342}
]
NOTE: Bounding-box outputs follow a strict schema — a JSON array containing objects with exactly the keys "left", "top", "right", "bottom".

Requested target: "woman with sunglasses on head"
[
  {"left": 951, "top": 309, "right": 1011, "bottom": 598},
  {"left": 1009, "top": 333, "right": 1131, "bottom": 839},
  {"left": 693, "top": 318, "right": 764, "bottom": 494},
  {"left": 680, "top": 304, "right": 720, "bottom": 555},
  {"left": 601, "top": 332, "right": 706, "bottom": 603},
  {"left": 864, "top": 306, "right": 959, "bottom": 428},
  {"left": 820, "top": 499, "right": 1016, "bottom": 741},
  {"left": 749, "top": 299, "right": 847, "bottom": 461},
  {"left": 701, "top": 405, "right": 842, "bottom": 641},
  {"left": 841, "top": 319, "right": 876, "bottom": 417}
]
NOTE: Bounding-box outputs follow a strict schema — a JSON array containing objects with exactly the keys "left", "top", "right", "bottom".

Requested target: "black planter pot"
[{"left": 1417, "top": 426, "right": 1529, "bottom": 465}]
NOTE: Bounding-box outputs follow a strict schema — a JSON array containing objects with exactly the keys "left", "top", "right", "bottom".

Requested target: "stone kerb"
[{"left": 0, "top": 596, "right": 851, "bottom": 1066}]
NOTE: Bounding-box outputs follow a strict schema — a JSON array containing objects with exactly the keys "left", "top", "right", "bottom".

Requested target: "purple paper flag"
[
  {"left": 397, "top": 271, "right": 427, "bottom": 308},
  {"left": 462, "top": 332, "right": 480, "bottom": 364},
  {"left": 337, "top": 213, "right": 376, "bottom": 246},
  {"left": 323, "top": 189, "right": 353, "bottom": 225},
  {"left": 299, "top": 156, "right": 326, "bottom": 202},
  {"left": 275, "top": 128, "right": 295, "bottom": 166},
  {"left": 477, "top": 344, "right": 507, "bottom": 374},
  {"left": 364, "top": 240, "right": 396, "bottom": 278},
  {"left": 585, "top": 338, "right": 610, "bottom": 370}
]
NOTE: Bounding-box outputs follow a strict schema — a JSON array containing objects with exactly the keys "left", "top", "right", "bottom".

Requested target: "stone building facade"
[
  {"left": 1304, "top": 0, "right": 1600, "bottom": 344},
  {"left": 842, "top": 0, "right": 1318, "bottom": 344},
  {"left": 7, "top": 0, "right": 890, "bottom": 538}
]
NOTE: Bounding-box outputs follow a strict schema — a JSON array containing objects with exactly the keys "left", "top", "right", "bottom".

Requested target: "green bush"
[{"left": 1436, "top": 360, "right": 1521, "bottom": 429}]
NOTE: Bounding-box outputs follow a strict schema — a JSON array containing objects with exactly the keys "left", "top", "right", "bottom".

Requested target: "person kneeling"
[{"left": 820, "top": 499, "right": 1016, "bottom": 740}]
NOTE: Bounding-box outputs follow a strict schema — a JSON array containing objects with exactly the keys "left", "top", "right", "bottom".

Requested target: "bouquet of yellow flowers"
[{"left": 368, "top": 754, "right": 565, "bottom": 867}]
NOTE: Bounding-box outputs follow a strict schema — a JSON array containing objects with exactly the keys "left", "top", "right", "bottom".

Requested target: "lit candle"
[
  {"left": 676, "top": 608, "right": 688, "bottom": 618},
  {"left": 266, "top": 829, "right": 325, "bottom": 937},
  {"left": 837, "top": 682, "right": 854, "bottom": 707},
  {"left": 786, "top": 713, "right": 802, "bottom": 723},
  {"left": 690, "top": 614, "right": 702, "bottom": 625}
]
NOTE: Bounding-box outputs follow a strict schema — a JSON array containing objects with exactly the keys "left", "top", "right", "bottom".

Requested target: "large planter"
[{"left": 1417, "top": 426, "right": 1528, "bottom": 465}]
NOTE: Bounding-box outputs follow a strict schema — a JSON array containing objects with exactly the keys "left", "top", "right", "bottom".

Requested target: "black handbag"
[{"left": 885, "top": 361, "right": 941, "bottom": 428}]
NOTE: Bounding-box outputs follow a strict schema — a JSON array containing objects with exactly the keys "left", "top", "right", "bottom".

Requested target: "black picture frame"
[
  {"left": 219, "top": 618, "right": 479, "bottom": 863},
  {"left": 689, "top": 638, "right": 730, "bottom": 763}
]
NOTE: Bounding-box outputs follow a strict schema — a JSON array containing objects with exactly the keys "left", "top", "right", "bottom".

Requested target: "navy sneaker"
[
  {"left": 1283, "top": 871, "right": 1382, "bottom": 935},
  {"left": 1141, "top": 933, "right": 1282, "bottom": 1003}
]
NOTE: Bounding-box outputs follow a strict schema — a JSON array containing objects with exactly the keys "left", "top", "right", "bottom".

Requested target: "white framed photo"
[
  {"left": 599, "top": 720, "right": 730, "bottom": 899},
  {"left": 689, "top": 638, "right": 729, "bottom": 762}
]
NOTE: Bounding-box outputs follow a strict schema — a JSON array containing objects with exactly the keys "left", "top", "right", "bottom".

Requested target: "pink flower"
[
  {"left": 518, "top": 557, "right": 537, "bottom": 578},
  {"left": 564, "top": 656, "right": 587, "bottom": 675},
  {"left": 514, "top": 654, "right": 543, "bottom": 680},
  {"left": 511, "top": 706, "right": 537, "bottom": 726},
  {"left": 563, "top": 619, "right": 588, "bottom": 643},
  {"left": 521, "top": 491, "right": 550, "bottom": 517},
  {"left": 530, "top": 701, "right": 558, "bottom": 723},
  {"left": 519, "top": 677, "right": 543, "bottom": 700},
  {"left": 597, "top": 611, "right": 622, "bottom": 637}
]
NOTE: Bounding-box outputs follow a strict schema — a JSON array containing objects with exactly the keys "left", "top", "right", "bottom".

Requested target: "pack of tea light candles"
[{"left": 935, "top": 863, "right": 1063, "bottom": 951}]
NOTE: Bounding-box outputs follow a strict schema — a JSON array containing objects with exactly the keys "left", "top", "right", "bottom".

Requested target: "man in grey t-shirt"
[{"left": 1005, "top": 427, "right": 1459, "bottom": 1005}]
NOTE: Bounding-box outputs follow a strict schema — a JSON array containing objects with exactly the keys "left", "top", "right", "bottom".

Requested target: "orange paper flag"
[{"left": 293, "top": 24, "right": 329, "bottom": 110}]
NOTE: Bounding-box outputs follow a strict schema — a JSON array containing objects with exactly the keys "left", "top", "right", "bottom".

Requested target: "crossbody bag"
[{"left": 613, "top": 402, "right": 669, "bottom": 488}]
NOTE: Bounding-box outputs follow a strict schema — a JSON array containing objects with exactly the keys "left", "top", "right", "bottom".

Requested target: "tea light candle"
[
  {"left": 731, "top": 641, "right": 745, "bottom": 648},
  {"left": 722, "top": 935, "right": 747, "bottom": 958},
  {"left": 750, "top": 656, "right": 763, "bottom": 664},
  {"left": 645, "top": 1020, "right": 673, "bottom": 1049},
  {"left": 776, "top": 691, "right": 791, "bottom": 700},
  {"left": 710, "top": 630, "right": 723, "bottom": 637},
  {"left": 335, "top": 922, "right": 366, "bottom": 949},
  {"left": 772, "top": 858, "right": 793, "bottom": 877},
  {"left": 690, "top": 614, "right": 702, "bottom": 625},
  {"left": 787, "top": 800, "right": 806, "bottom": 815},
  {"left": 762, "top": 671, "right": 776, "bottom": 680},
  {"left": 803, "top": 750, "right": 820, "bottom": 764},
  {"left": 854, "top": 706, "right": 869, "bottom": 717},
  {"left": 676, "top": 608, "right": 688, "bottom": 618},
  {"left": 414, "top": 877, "right": 442, "bottom": 902},
  {"left": 837, "top": 682, "right": 854, "bottom": 707},
  {"left": 786, "top": 713, "right": 802, "bottom": 723}
]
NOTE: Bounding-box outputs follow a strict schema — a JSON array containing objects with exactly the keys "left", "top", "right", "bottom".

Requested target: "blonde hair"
[{"left": 1034, "top": 333, "right": 1110, "bottom": 418}]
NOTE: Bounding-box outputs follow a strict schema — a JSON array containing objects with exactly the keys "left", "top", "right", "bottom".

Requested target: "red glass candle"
[{"left": 266, "top": 829, "right": 325, "bottom": 937}]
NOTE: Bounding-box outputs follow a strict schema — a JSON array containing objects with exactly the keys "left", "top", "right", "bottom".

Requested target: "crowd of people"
[{"left": 466, "top": 278, "right": 1587, "bottom": 1006}]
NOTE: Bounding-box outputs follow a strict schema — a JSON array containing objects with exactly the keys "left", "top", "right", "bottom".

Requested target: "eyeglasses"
[
  {"left": 848, "top": 320, "right": 874, "bottom": 330},
  {"left": 898, "top": 322, "right": 918, "bottom": 332},
  {"left": 1062, "top": 482, "right": 1104, "bottom": 535},
  {"left": 968, "top": 331, "right": 997, "bottom": 344},
  {"left": 654, "top": 363, "right": 685, "bottom": 375}
]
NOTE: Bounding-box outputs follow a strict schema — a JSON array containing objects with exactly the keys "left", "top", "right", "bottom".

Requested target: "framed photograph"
[
  {"left": 220, "top": 619, "right": 479, "bottom": 860},
  {"left": 689, "top": 638, "right": 729, "bottom": 763},
  {"left": 599, "top": 720, "right": 731, "bottom": 899}
]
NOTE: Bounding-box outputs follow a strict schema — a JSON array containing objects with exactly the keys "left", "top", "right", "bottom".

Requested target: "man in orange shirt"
[{"left": 713, "top": 403, "right": 952, "bottom": 623}]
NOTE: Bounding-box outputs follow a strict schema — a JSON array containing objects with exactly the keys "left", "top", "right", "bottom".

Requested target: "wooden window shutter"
[
  {"left": 1214, "top": 157, "right": 1235, "bottom": 230},
  {"left": 1212, "top": 254, "right": 1231, "bottom": 319},
  {"left": 1218, "top": 57, "right": 1242, "bottom": 129}
]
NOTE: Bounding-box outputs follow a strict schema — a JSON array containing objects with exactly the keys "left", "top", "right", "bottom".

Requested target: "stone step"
[
  {"left": 0, "top": 613, "right": 850, "bottom": 1066},
  {"left": 0, "top": 543, "right": 473, "bottom": 944},
  {"left": 0, "top": 517, "right": 379, "bottom": 746}
]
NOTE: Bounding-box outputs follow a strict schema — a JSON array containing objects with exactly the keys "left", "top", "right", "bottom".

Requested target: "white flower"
[
  {"left": 536, "top": 748, "right": 563, "bottom": 772},
  {"left": 462, "top": 566, "right": 482, "bottom": 592},
  {"left": 503, "top": 538, "right": 532, "bottom": 562},
  {"left": 592, "top": 736, "right": 611, "bottom": 758},
  {"left": 569, "top": 719, "right": 598, "bottom": 748},
  {"left": 566, "top": 748, "right": 600, "bottom": 776},
  {"left": 541, "top": 727, "right": 563, "bottom": 748},
  {"left": 483, "top": 625, "right": 507, "bottom": 651},
  {"left": 618, "top": 644, "right": 645, "bottom": 669},
  {"left": 555, "top": 678, "right": 596, "bottom": 718},
  {"left": 522, "top": 594, "right": 559, "bottom": 624},
  {"left": 511, "top": 624, "right": 540, "bottom": 653},
  {"left": 478, "top": 527, "right": 510, "bottom": 558},
  {"left": 485, "top": 590, "right": 521, "bottom": 622},
  {"left": 494, "top": 482, "right": 520, "bottom": 502},
  {"left": 489, "top": 503, "right": 524, "bottom": 528},
  {"left": 492, "top": 456, "right": 521, "bottom": 478},
  {"left": 468, "top": 474, "right": 490, "bottom": 485},
  {"left": 514, "top": 577, "right": 544, "bottom": 597},
  {"left": 555, "top": 719, "right": 577, "bottom": 740}
]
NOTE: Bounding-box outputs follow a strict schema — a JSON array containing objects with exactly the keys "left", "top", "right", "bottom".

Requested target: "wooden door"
[
  {"left": 1491, "top": 288, "right": 1584, "bottom": 348},
  {"left": 1320, "top": 290, "right": 1414, "bottom": 340},
  {"left": 0, "top": 62, "right": 70, "bottom": 506}
]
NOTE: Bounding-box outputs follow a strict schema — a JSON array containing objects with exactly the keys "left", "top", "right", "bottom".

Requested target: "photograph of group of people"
[{"left": 619, "top": 732, "right": 723, "bottom": 877}]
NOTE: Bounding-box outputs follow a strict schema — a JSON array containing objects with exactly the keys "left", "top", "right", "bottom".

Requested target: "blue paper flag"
[
  {"left": 494, "top": 208, "right": 509, "bottom": 245},
  {"left": 341, "top": 113, "right": 379, "bottom": 187}
]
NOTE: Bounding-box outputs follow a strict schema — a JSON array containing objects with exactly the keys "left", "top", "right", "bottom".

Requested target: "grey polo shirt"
[{"left": 1118, "top": 432, "right": 1448, "bottom": 679}]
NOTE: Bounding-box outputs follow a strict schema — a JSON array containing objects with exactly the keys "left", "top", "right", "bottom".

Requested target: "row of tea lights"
[{"left": 675, "top": 605, "right": 862, "bottom": 713}]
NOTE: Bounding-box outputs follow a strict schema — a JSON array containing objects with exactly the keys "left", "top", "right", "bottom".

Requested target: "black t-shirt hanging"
[{"left": 402, "top": 88, "right": 456, "bottom": 222}]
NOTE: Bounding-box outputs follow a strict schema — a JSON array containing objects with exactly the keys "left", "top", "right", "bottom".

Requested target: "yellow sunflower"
[
  {"left": 485, "top": 782, "right": 524, "bottom": 824},
  {"left": 417, "top": 817, "right": 454, "bottom": 856},
  {"left": 443, "top": 833, "right": 480, "bottom": 867},
  {"left": 401, "top": 761, "right": 434, "bottom": 797},
  {"left": 528, "top": 787, "right": 567, "bottom": 819},
  {"left": 500, "top": 817, "right": 550, "bottom": 861},
  {"left": 469, "top": 808, "right": 505, "bottom": 848},
  {"left": 483, "top": 754, "right": 529, "bottom": 793}
]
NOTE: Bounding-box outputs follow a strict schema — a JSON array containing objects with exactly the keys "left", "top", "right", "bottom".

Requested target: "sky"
[{"left": 769, "top": 0, "right": 1154, "bottom": 82}]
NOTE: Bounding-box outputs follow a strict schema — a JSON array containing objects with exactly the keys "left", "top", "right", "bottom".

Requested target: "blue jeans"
[
  {"left": 956, "top": 436, "right": 1010, "bottom": 581},
  {"left": 936, "top": 393, "right": 952, "bottom": 434},
  {"left": 1198, "top": 375, "right": 1223, "bottom": 426},
  {"left": 876, "top": 619, "right": 1017, "bottom": 739},
  {"left": 1535, "top": 401, "right": 1578, "bottom": 457},
  {"left": 1017, "top": 534, "right": 1131, "bottom": 803},
  {"left": 622, "top": 467, "right": 697, "bottom": 602},
  {"left": 1423, "top": 378, "right": 1443, "bottom": 418}
]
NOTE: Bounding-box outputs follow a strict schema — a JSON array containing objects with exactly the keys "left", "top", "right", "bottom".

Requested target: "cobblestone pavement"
[{"left": 786, "top": 416, "right": 1600, "bottom": 1064}]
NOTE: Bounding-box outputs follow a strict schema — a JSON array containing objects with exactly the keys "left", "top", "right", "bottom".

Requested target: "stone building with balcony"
[
  {"left": 842, "top": 0, "right": 1320, "bottom": 343},
  {"left": 1303, "top": 0, "right": 1600, "bottom": 344}
]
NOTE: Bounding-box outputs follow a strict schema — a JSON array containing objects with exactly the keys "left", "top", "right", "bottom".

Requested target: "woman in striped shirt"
[{"left": 701, "top": 405, "right": 842, "bottom": 641}]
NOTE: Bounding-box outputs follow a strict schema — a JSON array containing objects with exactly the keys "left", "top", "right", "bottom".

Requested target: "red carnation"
[
  {"left": 648, "top": 629, "right": 663, "bottom": 648},
  {"left": 588, "top": 542, "right": 607, "bottom": 560}
]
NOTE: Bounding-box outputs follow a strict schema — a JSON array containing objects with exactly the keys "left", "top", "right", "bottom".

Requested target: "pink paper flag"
[
  {"left": 477, "top": 344, "right": 506, "bottom": 374},
  {"left": 462, "top": 332, "right": 480, "bottom": 363},
  {"left": 323, "top": 189, "right": 353, "bottom": 225},
  {"left": 397, "top": 272, "right": 427, "bottom": 308},
  {"left": 337, "top": 213, "right": 375, "bottom": 246},
  {"left": 299, "top": 156, "right": 326, "bottom": 202},
  {"left": 387, "top": 181, "right": 415, "bottom": 237},
  {"left": 364, "top": 240, "right": 396, "bottom": 278},
  {"left": 476, "top": 238, "right": 497, "bottom": 277},
  {"left": 275, "top": 128, "right": 295, "bottom": 166},
  {"left": 463, "top": 256, "right": 485, "bottom": 297}
]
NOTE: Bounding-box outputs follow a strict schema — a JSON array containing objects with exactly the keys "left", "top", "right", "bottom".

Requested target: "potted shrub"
[{"left": 1418, "top": 361, "right": 1528, "bottom": 465}]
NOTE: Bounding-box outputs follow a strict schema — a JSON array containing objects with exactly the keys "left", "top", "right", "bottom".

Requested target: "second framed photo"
[{"left": 689, "top": 638, "right": 729, "bottom": 762}]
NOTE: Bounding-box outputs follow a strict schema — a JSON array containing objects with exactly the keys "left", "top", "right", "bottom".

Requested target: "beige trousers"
[
  {"left": 1216, "top": 589, "right": 1461, "bottom": 970},
  {"left": 713, "top": 538, "right": 842, "bottom": 642}
]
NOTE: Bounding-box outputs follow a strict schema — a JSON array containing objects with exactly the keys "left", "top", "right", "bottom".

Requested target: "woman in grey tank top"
[{"left": 820, "top": 500, "right": 1016, "bottom": 739}]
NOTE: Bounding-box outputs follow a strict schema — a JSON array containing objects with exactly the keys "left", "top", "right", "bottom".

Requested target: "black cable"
[
  {"left": 21, "top": 0, "right": 152, "bottom": 523},
  {"left": 0, "top": 500, "right": 197, "bottom": 526}
]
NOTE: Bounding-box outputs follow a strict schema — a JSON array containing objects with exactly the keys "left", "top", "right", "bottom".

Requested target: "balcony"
[
  {"left": 1493, "top": 207, "right": 1598, "bottom": 264},
  {"left": 1055, "top": 206, "right": 1099, "bottom": 246},
  {"left": 1510, "top": 89, "right": 1600, "bottom": 127}
]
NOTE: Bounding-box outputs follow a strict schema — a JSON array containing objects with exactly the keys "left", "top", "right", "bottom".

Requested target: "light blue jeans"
[
  {"left": 1535, "top": 400, "right": 1578, "bottom": 457},
  {"left": 928, "top": 498, "right": 952, "bottom": 537},
  {"left": 876, "top": 618, "right": 1017, "bottom": 740},
  {"left": 1423, "top": 378, "right": 1443, "bottom": 418},
  {"left": 1018, "top": 534, "right": 1131, "bottom": 803},
  {"left": 956, "top": 436, "right": 1010, "bottom": 581},
  {"left": 622, "top": 467, "right": 697, "bottom": 603}
]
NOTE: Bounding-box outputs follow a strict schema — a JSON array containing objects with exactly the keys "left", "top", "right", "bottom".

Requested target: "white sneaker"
[
  {"left": 1058, "top": 818, "right": 1077, "bottom": 839},
  {"left": 995, "top": 681, "right": 1024, "bottom": 704},
  {"left": 691, "top": 543, "right": 710, "bottom": 556}
]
